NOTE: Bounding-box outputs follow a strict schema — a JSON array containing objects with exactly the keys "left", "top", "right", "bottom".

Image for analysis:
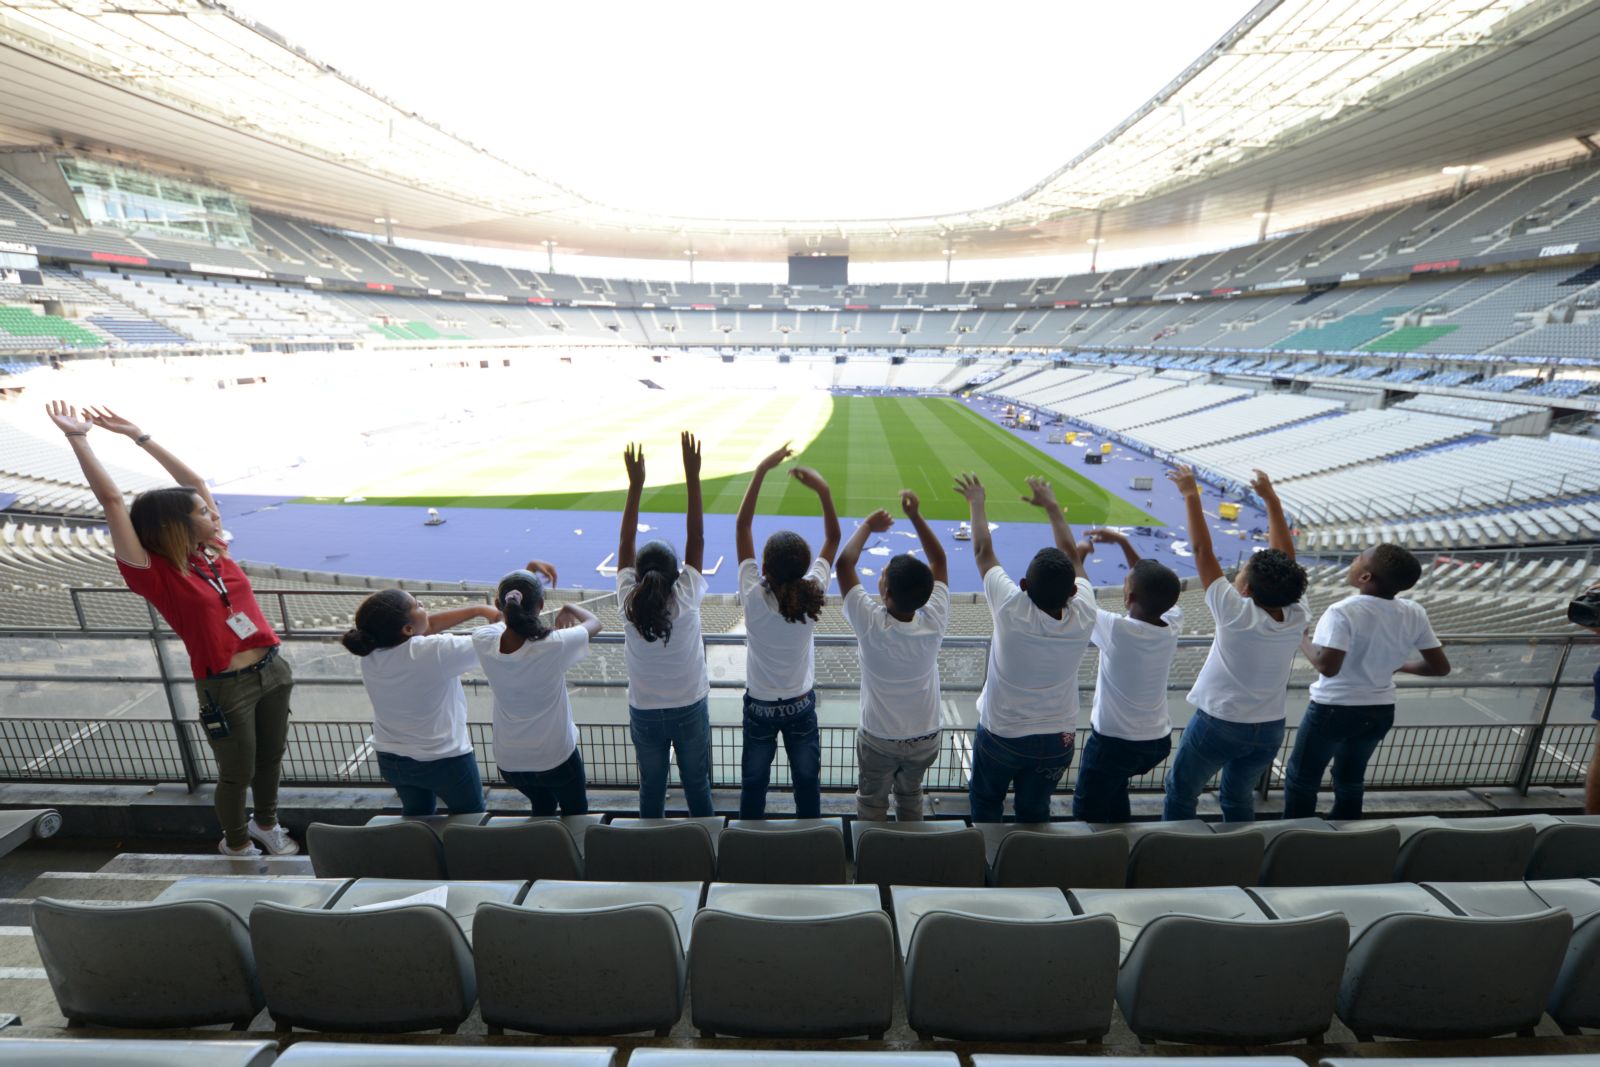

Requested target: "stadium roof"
[{"left": 2, "top": 0, "right": 1599, "bottom": 264}]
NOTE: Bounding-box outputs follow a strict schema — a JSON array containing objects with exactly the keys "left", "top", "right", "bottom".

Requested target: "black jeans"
[
  {"left": 1072, "top": 729, "right": 1172, "bottom": 824},
  {"left": 1282, "top": 701, "right": 1395, "bottom": 820},
  {"left": 501, "top": 748, "right": 589, "bottom": 816}
]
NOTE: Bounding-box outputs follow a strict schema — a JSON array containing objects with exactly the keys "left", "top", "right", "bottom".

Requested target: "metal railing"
[{"left": 0, "top": 609, "right": 1593, "bottom": 797}]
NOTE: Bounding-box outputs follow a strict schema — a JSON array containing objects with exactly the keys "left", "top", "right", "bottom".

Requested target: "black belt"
[{"left": 206, "top": 643, "right": 279, "bottom": 680}]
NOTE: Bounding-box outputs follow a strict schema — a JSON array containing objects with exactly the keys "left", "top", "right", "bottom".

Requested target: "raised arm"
[
  {"left": 736, "top": 443, "right": 792, "bottom": 563},
  {"left": 1020, "top": 476, "right": 1084, "bottom": 572},
  {"left": 900, "top": 490, "right": 947, "bottom": 585},
  {"left": 618, "top": 443, "right": 645, "bottom": 570},
  {"left": 47, "top": 402, "right": 146, "bottom": 567},
  {"left": 836, "top": 509, "right": 892, "bottom": 597},
  {"left": 554, "top": 602, "right": 603, "bottom": 638},
  {"left": 1169, "top": 465, "right": 1223, "bottom": 588},
  {"left": 427, "top": 603, "right": 501, "bottom": 633},
  {"left": 1086, "top": 528, "right": 1141, "bottom": 568},
  {"left": 952, "top": 473, "right": 999, "bottom": 577},
  {"left": 86, "top": 407, "right": 217, "bottom": 516},
  {"left": 682, "top": 432, "right": 704, "bottom": 573},
  {"left": 1250, "top": 469, "right": 1295, "bottom": 560},
  {"left": 791, "top": 466, "right": 841, "bottom": 564},
  {"left": 524, "top": 559, "right": 558, "bottom": 587}
]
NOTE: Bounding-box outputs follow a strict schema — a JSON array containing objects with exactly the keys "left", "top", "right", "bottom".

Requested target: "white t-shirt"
[
  {"left": 361, "top": 633, "right": 477, "bottom": 760},
  {"left": 1186, "top": 577, "right": 1311, "bottom": 724},
  {"left": 740, "top": 557, "right": 831, "bottom": 701},
  {"left": 842, "top": 581, "right": 950, "bottom": 740},
  {"left": 976, "top": 569, "right": 1097, "bottom": 737},
  {"left": 1308, "top": 594, "right": 1440, "bottom": 706},
  {"left": 617, "top": 564, "right": 709, "bottom": 710},
  {"left": 1090, "top": 605, "right": 1183, "bottom": 741},
  {"left": 472, "top": 623, "right": 589, "bottom": 773}
]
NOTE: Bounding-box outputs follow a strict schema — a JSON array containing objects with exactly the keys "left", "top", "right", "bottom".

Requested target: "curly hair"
[
  {"left": 1243, "top": 548, "right": 1308, "bottom": 609},
  {"left": 762, "top": 530, "right": 823, "bottom": 623}
]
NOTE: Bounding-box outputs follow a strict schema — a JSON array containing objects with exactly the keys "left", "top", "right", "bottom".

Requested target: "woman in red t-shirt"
[{"left": 48, "top": 402, "right": 297, "bottom": 857}]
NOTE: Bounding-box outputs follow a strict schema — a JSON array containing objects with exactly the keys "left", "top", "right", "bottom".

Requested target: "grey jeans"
[{"left": 855, "top": 728, "right": 942, "bottom": 821}]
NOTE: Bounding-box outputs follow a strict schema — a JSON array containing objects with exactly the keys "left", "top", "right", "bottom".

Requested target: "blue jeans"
[
  {"left": 630, "top": 697, "right": 714, "bottom": 818},
  {"left": 1072, "top": 730, "right": 1172, "bottom": 824},
  {"left": 740, "top": 691, "right": 821, "bottom": 819},
  {"left": 1282, "top": 701, "right": 1395, "bottom": 820},
  {"left": 502, "top": 748, "right": 589, "bottom": 816},
  {"left": 967, "top": 725, "right": 1075, "bottom": 823},
  {"left": 375, "top": 750, "right": 486, "bottom": 817},
  {"left": 1162, "top": 709, "right": 1285, "bottom": 822}
]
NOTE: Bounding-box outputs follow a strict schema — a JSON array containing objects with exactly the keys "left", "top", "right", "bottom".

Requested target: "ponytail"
[
  {"left": 761, "top": 529, "right": 820, "bottom": 624},
  {"left": 340, "top": 627, "right": 379, "bottom": 656},
  {"left": 342, "top": 588, "right": 413, "bottom": 657},
  {"left": 627, "top": 540, "right": 680, "bottom": 644},
  {"left": 496, "top": 573, "right": 552, "bottom": 642},
  {"left": 772, "top": 576, "right": 824, "bottom": 624}
]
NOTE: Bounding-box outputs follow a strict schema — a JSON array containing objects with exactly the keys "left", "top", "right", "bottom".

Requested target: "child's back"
[
  {"left": 1091, "top": 602, "right": 1183, "bottom": 741},
  {"left": 618, "top": 563, "right": 708, "bottom": 710},
  {"left": 473, "top": 622, "right": 589, "bottom": 773},
  {"left": 1308, "top": 594, "right": 1437, "bottom": 707},
  {"left": 844, "top": 580, "right": 950, "bottom": 739}
]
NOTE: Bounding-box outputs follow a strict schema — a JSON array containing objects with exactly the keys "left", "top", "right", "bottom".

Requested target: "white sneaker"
[
  {"left": 247, "top": 819, "right": 300, "bottom": 856},
  {"left": 219, "top": 837, "right": 262, "bottom": 857}
]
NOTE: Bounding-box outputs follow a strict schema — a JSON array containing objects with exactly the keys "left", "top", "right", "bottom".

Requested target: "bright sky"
[{"left": 226, "top": 0, "right": 1254, "bottom": 222}]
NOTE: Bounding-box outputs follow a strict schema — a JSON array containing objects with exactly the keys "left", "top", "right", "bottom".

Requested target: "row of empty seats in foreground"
[
  {"left": 15, "top": 1053, "right": 1600, "bottom": 1067},
  {"left": 31, "top": 873, "right": 1600, "bottom": 1042},
  {"left": 305, "top": 813, "right": 1600, "bottom": 890}
]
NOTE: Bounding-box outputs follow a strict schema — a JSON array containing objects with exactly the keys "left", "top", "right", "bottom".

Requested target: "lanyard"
[{"left": 191, "top": 554, "right": 234, "bottom": 613}]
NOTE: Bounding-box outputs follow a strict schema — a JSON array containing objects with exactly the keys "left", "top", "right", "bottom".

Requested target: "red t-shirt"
[{"left": 117, "top": 543, "right": 279, "bottom": 679}]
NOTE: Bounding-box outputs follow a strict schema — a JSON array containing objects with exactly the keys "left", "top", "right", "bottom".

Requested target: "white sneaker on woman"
[
  {"left": 247, "top": 819, "right": 300, "bottom": 856},
  {"left": 219, "top": 837, "right": 262, "bottom": 857}
]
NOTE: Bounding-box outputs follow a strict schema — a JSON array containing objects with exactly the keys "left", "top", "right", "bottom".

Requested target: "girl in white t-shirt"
[
  {"left": 616, "top": 434, "right": 714, "bottom": 817},
  {"left": 734, "top": 444, "right": 841, "bottom": 819},
  {"left": 474, "top": 567, "right": 599, "bottom": 815},
  {"left": 342, "top": 589, "right": 501, "bottom": 816}
]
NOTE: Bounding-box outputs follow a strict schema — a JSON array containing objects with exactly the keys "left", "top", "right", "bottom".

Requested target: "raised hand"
[
  {"left": 1167, "top": 465, "right": 1199, "bottom": 497},
  {"left": 1020, "top": 476, "right": 1059, "bottom": 510},
  {"left": 681, "top": 431, "right": 702, "bottom": 479},
  {"left": 864, "top": 509, "right": 894, "bottom": 533},
  {"left": 756, "top": 443, "right": 793, "bottom": 473},
  {"left": 83, "top": 406, "right": 142, "bottom": 438},
  {"left": 623, "top": 443, "right": 645, "bottom": 488},
  {"left": 1085, "top": 527, "right": 1128, "bottom": 544},
  {"left": 952, "top": 472, "right": 985, "bottom": 504},
  {"left": 525, "top": 559, "right": 558, "bottom": 586},
  {"left": 1249, "top": 468, "right": 1278, "bottom": 500},
  {"left": 554, "top": 604, "right": 585, "bottom": 629},
  {"left": 45, "top": 401, "right": 92, "bottom": 436},
  {"left": 790, "top": 466, "right": 829, "bottom": 494},
  {"left": 899, "top": 490, "right": 920, "bottom": 518}
]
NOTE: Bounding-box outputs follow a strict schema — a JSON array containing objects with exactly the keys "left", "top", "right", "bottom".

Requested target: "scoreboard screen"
[{"left": 788, "top": 255, "right": 847, "bottom": 286}]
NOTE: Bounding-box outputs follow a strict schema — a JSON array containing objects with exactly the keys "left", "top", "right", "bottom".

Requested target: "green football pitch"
[{"left": 310, "top": 394, "right": 1156, "bottom": 526}]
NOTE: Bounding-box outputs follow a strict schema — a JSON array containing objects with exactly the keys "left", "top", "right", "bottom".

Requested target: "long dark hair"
[
  {"left": 128, "top": 486, "right": 206, "bottom": 571},
  {"left": 763, "top": 530, "right": 822, "bottom": 623},
  {"left": 342, "top": 588, "right": 412, "bottom": 656},
  {"left": 627, "top": 540, "right": 679, "bottom": 644},
  {"left": 497, "top": 570, "right": 551, "bottom": 642}
]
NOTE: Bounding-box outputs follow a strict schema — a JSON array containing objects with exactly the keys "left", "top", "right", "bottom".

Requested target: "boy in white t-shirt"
[
  {"left": 953, "top": 472, "right": 1094, "bottom": 823},
  {"left": 1163, "top": 466, "right": 1309, "bottom": 822},
  {"left": 1286, "top": 543, "right": 1451, "bottom": 819},
  {"left": 1072, "top": 529, "right": 1184, "bottom": 824},
  {"left": 838, "top": 489, "right": 950, "bottom": 821},
  {"left": 616, "top": 433, "right": 714, "bottom": 818},
  {"left": 734, "top": 443, "right": 841, "bottom": 819}
]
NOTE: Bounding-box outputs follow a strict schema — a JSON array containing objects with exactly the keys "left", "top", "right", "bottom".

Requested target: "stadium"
[{"left": 0, "top": 0, "right": 1598, "bottom": 1060}]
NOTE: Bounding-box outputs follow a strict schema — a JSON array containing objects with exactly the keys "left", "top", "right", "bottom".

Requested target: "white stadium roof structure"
[{"left": 2, "top": 0, "right": 1600, "bottom": 264}]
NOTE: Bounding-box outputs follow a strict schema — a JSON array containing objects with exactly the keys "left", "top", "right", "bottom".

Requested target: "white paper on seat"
[{"left": 349, "top": 886, "right": 449, "bottom": 912}]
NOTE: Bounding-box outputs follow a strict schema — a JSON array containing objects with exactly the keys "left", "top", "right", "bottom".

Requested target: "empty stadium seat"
[
  {"left": 1353, "top": 817, "right": 1539, "bottom": 882},
  {"left": 853, "top": 822, "right": 987, "bottom": 889},
  {"left": 983, "top": 823, "right": 1129, "bottom": 890},
  {"left": 329, "top": 878, "right": 523, "bottom": 941},
  {"left": 307, "top": 821, "right": 447, "bottom": 880},
  {"left": 1118, "top": 911, "right": 1348, "bottom": 1044},
  {"left": 250, "top": 901, "right": 477, "bottom": 1033},
  {"left": 1249, "top": 882, "right": 1459, "bottom": 942},
  {"left": 475, "top": 900, "right": 685, "bottom": 1036},
  {"left": 1253, "top": 820, "right": 1400, "bottom": 887},
  {"left": 633, "top": 1053, "right": 958, "bottom": 1067},
  {"left": 32, "top": 898, "right": 264, "bottom": 1029},
  {"left": 0, "top": 1039, "right": 277, "bottom": 1067},
  {"left": 152, "top": 876, "right": 349, "bottom": 920},
  {"left": 715, "top": 819, "right": 848, "bottom": 884},
  {"left": 974, "top": 1059, "right": 1302, "bottom": 1067},
  {"left": 1069, "top": 886, "right": 1270, "bottom": 961},
  {"left": 1114, "top": 821, "right": 1264, "bottom": 888},
  {"left": 365, "top": 813, "right": 490, "bottom": 834},
  {"left": 521, "top": 880, "right": 702, "bottom": 950},
  {"left": 585, "top": 821, "right": 719, "bottom": 882},
  {"left": 442, "top": 820, "right": 582, "bottom": 881},
  {"left": 484, "top": 813, "right": 604, "bottom": 855},
  {"left": 275, "top": 1046, "right": 617, "bottom": 1067}
]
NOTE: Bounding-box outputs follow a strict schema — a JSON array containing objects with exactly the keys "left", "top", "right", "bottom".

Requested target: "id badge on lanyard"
[{"left": 194, "top": 554, "right": 258, "bottom": 639}]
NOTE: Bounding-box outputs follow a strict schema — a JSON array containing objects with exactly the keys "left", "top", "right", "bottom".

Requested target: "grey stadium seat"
[
  {"left": 329, "top": 878, "right": 524, "bottom": 942},
  {"left": 0, "top": 1039, "right": 277, "bottom": 1067},
  {"left": 1336, "top": 908, "right": 1571, "bottom": 1040},
  {"left": 1114, "top": 821, "right": 1263, "bottom": 888},
  {"left": 716, "top": 820, "right": 848, "bottom": 884},
  {"left": 475, "top": 901, "right": 684, "bottom": 1036},
  {"left": 307, "top": 821, "right": 446, "bottom": 880},
  {"left": 365, "top": 813, "right": 489, "bottom": 834},
  {"left": 585, "top": 821, "right": 718, "bottom": 882},
  {"left": 1528, "top": 816, "right": 1600, "bottom": 879},
  {"left": 986, "top": 824, "right": 1129, "bottom": 891},
  {"left": 703, "top": 882, "right": 881, "bottom": 918},
  {"left": 276, "top": 1047, "right": 615, "bottom": 1067},
  {"left": 1249, "top": 883, "right": 1459, "bottom": 943},
  {"left": 689, "top": 903, "right": 895, "bottom": 1038},
  {"left": 633, "top": 1053, "right": 958, "bottom": 1067},
  {"left": 521, "top": 880, "right": 702, "bottom": 947},
  {"left": 485, "top": 813, "right": 604, "bottom": 856},
  {"left": 1069, "top": 886, "right": 1270, "bottom": 961},
  {"left": 0, "top": 807, "right": 60, "bottom": 858},
  {"left": 1256, "top": 822, "right": 1399, "bottom": 887},
  {"left": 974, "top": 1059, "right": 1302, "bottom": 1067},
  {"left": 1338, "top": 817, "right": 1537, "bottom": 882},
  {"left": 32, "top": 898, "right": 264, "bottom": 1030},
  {"left": 153, "top": 876, "right": 350, "bottom": 920},
  {"left": 1118, "top": 911, "right": 1348, "bottom": 1044},
  {"left": 250, "top": 901, "right": 477, "bottom": 1033},
  {"left": 853, "top": 823, "right": 987, "bottom": 889},
  {"left": 1323, "top": 1058, "right": 1600, "bottom": 1067},
  {"left": 442, "top": 820, "right": 582, "bottom": 881}
]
